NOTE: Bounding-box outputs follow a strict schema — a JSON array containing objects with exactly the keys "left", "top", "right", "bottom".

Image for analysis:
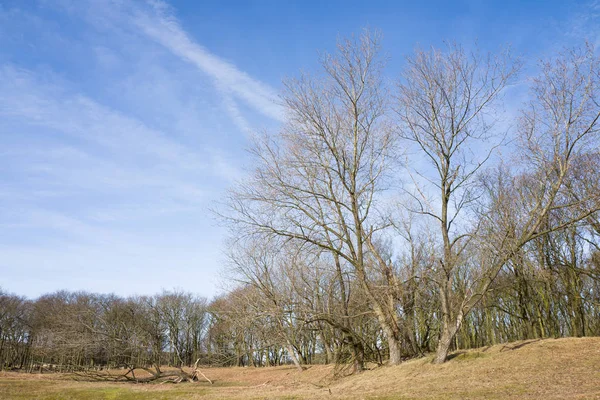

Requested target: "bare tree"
[
  {"left": 396, "top": 42, "right": 600, "bottom": 363},
  {"left": 223, "top": 31, "right": 410, "bottom": 364},
  {"left": 0, "top": 289, "right": 31, "bottom": 370},
  {"left": 395, "top": 43, "right": 522, "bottom": 363},
  {"left": 468, "top": 45, "right": 600, "bottom": 346},
  {"left": 226, "top": 237, "right": 310, "bottom": 371}
]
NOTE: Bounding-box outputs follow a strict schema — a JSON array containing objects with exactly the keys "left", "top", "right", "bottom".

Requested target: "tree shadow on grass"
[
  {"left": 445, "top": 351, "right": 467, "bottom": 361},
  {"left": 499, "top": 339, "right": 542, "bottom": 352}
]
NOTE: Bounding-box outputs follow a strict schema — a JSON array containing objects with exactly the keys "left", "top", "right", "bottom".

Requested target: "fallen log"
[{"left": 72, "top": 360, "right": 213, "bottom": 385}]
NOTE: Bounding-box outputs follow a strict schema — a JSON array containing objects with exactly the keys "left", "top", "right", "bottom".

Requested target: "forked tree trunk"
[
  {"left": 434, "top": 299, "right": 464, "bottom": 364},
  {"left": 286, "top": 343, "right": 304, "bottom": 372}
]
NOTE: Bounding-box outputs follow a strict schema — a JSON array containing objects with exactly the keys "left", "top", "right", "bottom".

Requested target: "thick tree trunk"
[
  {"left": 380, "top": 322, "right": 402, "bottom": 365},
  {"left": 324, "top": 338, "right": 333, "bottom": 365},
  {"left": 349, "top": 338, "right": 364, "bottom": 373},
  {"left": 434, "top": 283, "right": 464, "bottom": 364},
  {"left": 356, "top": 250, "right": 403, "bottom": 366},
  {"left": 388, "top": 337, "right": 402, "bottom": 365},
  {"left": 434, "top": 324, "right": 454, "bottom": 364}
]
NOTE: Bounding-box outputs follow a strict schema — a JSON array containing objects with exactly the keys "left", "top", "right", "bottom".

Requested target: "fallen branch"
[
  {"left": 71, "top": 361, "right": 214, "bottom": 385},
  {"left": 192, "top": 358, "right": 213, "bottom": 384}
]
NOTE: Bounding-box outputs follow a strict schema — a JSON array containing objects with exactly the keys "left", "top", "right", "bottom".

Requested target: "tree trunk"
[
  {"left": 379, "top": 322, "right": 402, "bottom": 365},
  {"left": 434, "top": 285, "right": 464, "bottom": 364},
  {"left": 352, "top": 342, "right": 364, "bottom": 373},
  {"left": 285, "top": 343, "right": 304, "bottom": 372},
  {"left": 434, "top": 324, "right": 454, "bottom": 364}
]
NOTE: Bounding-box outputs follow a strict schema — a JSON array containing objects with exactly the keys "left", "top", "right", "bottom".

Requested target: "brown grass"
[{"left": 1, "top": 337, "right": 599, "bottom": 399}]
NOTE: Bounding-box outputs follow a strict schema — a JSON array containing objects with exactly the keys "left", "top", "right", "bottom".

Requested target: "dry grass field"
[{"left": 1, "top": 337, "right": 599, "bottom": 399}]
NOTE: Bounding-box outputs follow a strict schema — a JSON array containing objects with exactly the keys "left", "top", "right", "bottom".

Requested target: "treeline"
[
  {"left": 2, "top": 32, "right": 600, "bottom": 375},
  {"left": 216, "top": 224, "right": 600, "bottom": 373},
  {"left": 0, "top": 290, "right": 212, "bottom": 372},
  {"left": 1, "top": 230, "right": 599, "bottom": 374},
  {"left": 0, "top": 288, "right": 342, "bottom": 373},
  {"left": 0, "top": 287, "right": 360, "bottom": 373},
  {"left": 219, "top": 31, "right": 600, "bottom": 370}
]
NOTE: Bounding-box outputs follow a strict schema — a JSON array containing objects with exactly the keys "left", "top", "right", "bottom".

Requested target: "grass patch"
[
  {"left": 0, "top": 380, "right": 208, "bottom": 400},
  {"left": 450, "top": 351, "right": 488, "bottom": 361}
]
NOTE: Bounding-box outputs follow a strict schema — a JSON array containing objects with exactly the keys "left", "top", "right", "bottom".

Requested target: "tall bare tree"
[
  {"left": 223, "top": 31, "right": 410, "bottom": 364},
  {"left": 397, "top": 43, "right": 600, "bottom": 363},
  {"left": 395, "top": 43, "right": 522, "bottom": 363}
]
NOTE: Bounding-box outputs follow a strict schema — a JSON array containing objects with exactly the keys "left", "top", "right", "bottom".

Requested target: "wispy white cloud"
[
  {"left": 0, "top": 64, "right": 229, "bottom": 297},
  {"left": 0, "top": 63, "right": 246, "bottom": 236},
  {"left": 44, "top": 0, "right": 284, "bottom": 134},
  {"left": 219, "top": 90, "right": 254, "bottom": 135},
  {"left": 131, "top": 0, "right": 284, "bottom": 123},
  {"left": 0, "top": 0, "right": 277, "bottom": 299},
  {"left": 0, "top": 68, "right": 216, "bottom": 215},
  {"left": 0, "top": 66, "right": 201, "bottom": 169},
  {"left": 567, "top": 0, "right": 600, "bottom": 46}
]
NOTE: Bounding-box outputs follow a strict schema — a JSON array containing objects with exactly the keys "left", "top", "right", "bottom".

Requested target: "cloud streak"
[
  {"left": 0, "top": 66, "right": 214, "bottom": 199},
  {"left": 132, "top": 0, "right": 284, "bottom": 124},
  {"left": 0, "top": 0, "right": 274, "bottom": 298}
]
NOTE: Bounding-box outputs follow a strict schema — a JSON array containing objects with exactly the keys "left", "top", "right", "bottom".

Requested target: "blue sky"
[{"left": 0, "top": 0, "right": 598, "bottom": 299}]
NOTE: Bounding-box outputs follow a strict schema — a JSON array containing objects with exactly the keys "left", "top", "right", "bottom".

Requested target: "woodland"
[{"left": 1, "top": 31, "right": 600, "bottom": 382}]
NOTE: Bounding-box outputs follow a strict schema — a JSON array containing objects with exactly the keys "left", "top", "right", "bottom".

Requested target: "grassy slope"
[{"left": 1, "top": 337, "right": 599, "bottom": 399}]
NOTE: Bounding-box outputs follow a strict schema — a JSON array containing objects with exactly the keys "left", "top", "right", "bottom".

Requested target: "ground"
[{"left": 1, "top": 337, "right": 599, "bottom": 399}]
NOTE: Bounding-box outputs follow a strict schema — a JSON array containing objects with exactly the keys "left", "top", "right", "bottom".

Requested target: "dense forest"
[{"left": 1, "top": 31, "right": 599, "bottom": 378}]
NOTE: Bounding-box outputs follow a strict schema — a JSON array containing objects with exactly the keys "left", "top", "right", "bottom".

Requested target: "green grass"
[
  {"left": 0, "top": 380, "right": 208, "bottom": 400},
  {"left": 449, "top": 351, "right": 488, "bottom": 361}
]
